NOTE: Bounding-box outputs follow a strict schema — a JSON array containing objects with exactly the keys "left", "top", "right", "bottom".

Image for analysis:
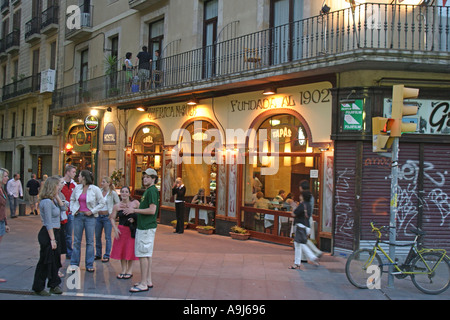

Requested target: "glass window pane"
[{"left": 205, "top": 0, "right": 218, "bottom": 20}]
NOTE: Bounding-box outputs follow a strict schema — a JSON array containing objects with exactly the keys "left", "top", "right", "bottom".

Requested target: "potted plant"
[
  {"left": 111, "top": 168, "right": 124, "bottom": 189},
  {"left": 229, "top": 225, "right": 251, "bottom": 240},
  {"left": 171, "top": 220, "right": 188, "bottom": 229},
  {"left": 196, "top": 225, "right": 215, "bottom": 235}
]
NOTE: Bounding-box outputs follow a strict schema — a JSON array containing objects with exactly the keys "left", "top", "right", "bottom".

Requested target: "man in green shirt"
[{"left": 127, "top": 168, "right": 159, "bottom": 292}]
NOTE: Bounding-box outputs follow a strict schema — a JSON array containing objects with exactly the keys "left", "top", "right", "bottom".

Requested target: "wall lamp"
[
  {"left": 263, "top": 87, "right": 277, "bottom": 95},
  {"left": 187, "top": 97, "right": 198, "bottom": 106},
  {"left": 137, "top": 107, "right": 146, "bottom": 112},
  {"left": 320, "top": 4, "right": 331, "bottom": 15}
]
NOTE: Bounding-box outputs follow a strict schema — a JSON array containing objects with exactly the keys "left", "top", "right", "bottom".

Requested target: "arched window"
[
  {"left": 242, "top": 113, "right": 320, "bottom": 237},
  {"left": 132, "top": 124, "right": 163, "bottom": 197}
]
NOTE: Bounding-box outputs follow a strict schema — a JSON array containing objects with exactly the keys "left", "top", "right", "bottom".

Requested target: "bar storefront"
[{"left": 126, "top": 81, "right": 334, "bottom": 250}]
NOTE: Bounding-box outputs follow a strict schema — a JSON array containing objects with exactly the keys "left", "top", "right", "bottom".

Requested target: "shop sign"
[
  {"left": 103, "top": 122, "right": 116, "bottom": 145},
  {"left": 384, "top": 99, "right": 450, "bottom": 135},
  {"left": 341, "top": 99, "right": 363, "bottom": 131},
  {"left": 85, "top": 115, "right": 99, "bottom": 131},
  {"left": 147, "top": 104, "right": 197, "bottom": 120},
  {"left": 40, "top": 69, "right": 56, "bottom": 93}
]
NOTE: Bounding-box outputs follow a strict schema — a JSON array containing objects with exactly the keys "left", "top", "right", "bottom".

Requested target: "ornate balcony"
[
  {"left": 52, "top": 3, "right": 450, "bottom": 114},
  {"left": 65, "top": 4, "right": 93, "bottom": 41},
  {"left": 25, "top": 16, "right": 42, "bottom": 44},
  {"left": 41, "top": 5, "right": 59, "bottom": 35},
  {"left": 5, "top": 29, "right": 20, "bottom": 55},
  {"left": 2, "top": 73, "right": 41, "bottom": 101}
]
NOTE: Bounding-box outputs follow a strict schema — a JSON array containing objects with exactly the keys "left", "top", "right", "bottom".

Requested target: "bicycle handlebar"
[{"left": 370, "top": 221, "right": 389, "bottom": 239}]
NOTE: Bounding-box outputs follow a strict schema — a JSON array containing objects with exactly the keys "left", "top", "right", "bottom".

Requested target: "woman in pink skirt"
[{"left": 110, "top": 186, "right": 140, "bottom": 279}]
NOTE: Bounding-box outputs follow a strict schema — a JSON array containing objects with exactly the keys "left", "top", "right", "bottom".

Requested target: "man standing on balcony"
[
  {"left": 136, "top": 46, "right": 152, "bottom": 91},
  {"left": 7, "top": 173, "right": 23, "bottom": 219}
]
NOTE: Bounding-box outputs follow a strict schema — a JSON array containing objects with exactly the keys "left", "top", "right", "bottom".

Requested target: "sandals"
[
  {"left": 129, "top": 284, "right": 150, "bottom": 293},
  {"left": 102, "top": 257, "right": 110, "bottom": 263},
  {"left": 86, "top": 268, "right": 95, "bottom": 273},
  {"left": 117, "top": 273, "right": 133, "bottom": 279},
  {"left": 288, "top": 264, "right": 300, "bottom": 269}
]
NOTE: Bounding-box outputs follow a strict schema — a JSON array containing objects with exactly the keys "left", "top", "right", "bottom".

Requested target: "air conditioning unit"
[{"left": 81, "top": 13, "right": 91, "bottom": 27}]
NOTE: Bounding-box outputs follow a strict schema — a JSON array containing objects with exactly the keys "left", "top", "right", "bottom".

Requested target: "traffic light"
[
  {"left": 372, "top": 117, "right": 394, "bottom": 152},
  {"left": 390, "top": 85, "right": 419, "bottom": 137},
  {"left": 65, "top": 143, "right": 74, "bottom": 163}
]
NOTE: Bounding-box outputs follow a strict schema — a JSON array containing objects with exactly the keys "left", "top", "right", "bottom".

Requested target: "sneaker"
[
  {"left": 50, "top": 286, "right": 63, "bottom": 294},
  {"left": 34, "top": 290, "right": 51, "bottom": 296}
]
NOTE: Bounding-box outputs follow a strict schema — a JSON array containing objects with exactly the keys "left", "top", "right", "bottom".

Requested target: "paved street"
[{"left": 1, "top": 210, "right": 449, "bottom": 304}]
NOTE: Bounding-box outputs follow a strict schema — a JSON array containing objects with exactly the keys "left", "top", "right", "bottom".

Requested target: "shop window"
[
  {"left": 242, "top": 113, "right": 321, "bottom": 237},
  {"left": 179, "top": 120, "right": 219, "bottom": 226},
  {"left": 132, "top": 125, "right": 163, "bottom": 197},
  {"left": 66, "top": 124, "right": 96, "bottom": 172}
]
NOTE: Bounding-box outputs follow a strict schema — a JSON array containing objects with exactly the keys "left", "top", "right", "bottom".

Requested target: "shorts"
[
  {"left": 29, "top": 195, "right": 38, "bottom": 205},
  {"left": 135, "top": 228, "right": 156, "bottom": 258},
  {"left": 0, "top": 220, "right": 6, "bottom": 237},
  {"left": 138, "top": 69, "right": 150, "bottom": 80}
]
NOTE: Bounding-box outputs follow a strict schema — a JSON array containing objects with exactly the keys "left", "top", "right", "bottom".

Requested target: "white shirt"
[{"left": 7, "top": 179, "right": 23, "bottom": 198}]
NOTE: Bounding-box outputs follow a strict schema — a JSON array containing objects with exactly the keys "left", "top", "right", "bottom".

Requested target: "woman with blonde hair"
[
  {"left": 95, "top": 176, "right": 120, "bottom": 262},
  {"left": 32, "top": 176, "right": 66, "bottom": 296},
  {"left": 0, "top": 168, "right": 10, "bottom": 283}
]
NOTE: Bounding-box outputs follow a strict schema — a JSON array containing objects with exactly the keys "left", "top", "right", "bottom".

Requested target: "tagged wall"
[{"left": 333, "top": 141, "right": 450, "bottom": 254}]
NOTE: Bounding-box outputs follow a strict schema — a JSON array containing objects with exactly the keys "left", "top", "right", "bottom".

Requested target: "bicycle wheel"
[
  {"left": 411, "top": 252, "right": 450, "bottom": 295},
  {"left": 346, "top": 249, "right": 383, "bottom": 289}
]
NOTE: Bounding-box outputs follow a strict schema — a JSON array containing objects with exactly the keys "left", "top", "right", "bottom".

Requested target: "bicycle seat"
[{"left": 410, "top": 228, "right": 426, "bottom": 236}]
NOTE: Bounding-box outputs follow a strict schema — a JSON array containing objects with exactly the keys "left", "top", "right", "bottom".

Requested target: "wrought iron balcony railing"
[
  {"left": 41, "top": 5, "right": 59, "bottom": 30},
  {"left": 2, "top": 73, "right": 41, "bottom": 101},
  {"left": 52, "top": 3, "right": 450, "bottom": 112}
]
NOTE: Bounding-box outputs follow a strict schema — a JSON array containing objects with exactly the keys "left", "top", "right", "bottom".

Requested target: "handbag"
[{"left": 294, "top": 225, "right": 308, "bottom": 244}]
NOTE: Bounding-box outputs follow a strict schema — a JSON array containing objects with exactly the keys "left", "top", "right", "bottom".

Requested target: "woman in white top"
[
  {"left": 95, "top": 177, "right": 120, "bottom": 263},
  {"left": 70, "top": 170, "right": 105, "bottom": 272}
]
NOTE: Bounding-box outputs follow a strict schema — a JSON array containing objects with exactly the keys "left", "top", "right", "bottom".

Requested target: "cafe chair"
[{"left": 244, "top": 48, "right": 262, "bottom": 69}]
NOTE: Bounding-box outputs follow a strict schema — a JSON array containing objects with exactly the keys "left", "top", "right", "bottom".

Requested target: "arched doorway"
[
  {"left": 131, "top": 123, "right": 164, "bottom": 198},
  {"left": 176, "top": 119, "right": 220, "bottom": 227},
  {"left": 241, "top": 111, "right": 323, "bottom": 245}
]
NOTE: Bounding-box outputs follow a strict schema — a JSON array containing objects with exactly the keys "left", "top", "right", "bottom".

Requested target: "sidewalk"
[{"left": 0, "top": 211, "right": 449, "bottom": 301}]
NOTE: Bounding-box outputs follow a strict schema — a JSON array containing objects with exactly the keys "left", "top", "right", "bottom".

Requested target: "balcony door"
[
  {"left": 79, "top": 49, "right": 89, "bottom": 102},
  {"left": 202, "top": 0, "right": 217, "bottom": 78},
  {"left": 270, "top": 0, "right": 304, "bottom": 64}
]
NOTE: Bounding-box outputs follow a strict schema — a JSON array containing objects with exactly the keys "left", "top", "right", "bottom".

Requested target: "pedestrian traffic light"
[
  {"left": 372, "top": 117, "right": 394, "bottom": 153},
  {"left": 390, "top": 85, "right": 419, "bottom": 137}
]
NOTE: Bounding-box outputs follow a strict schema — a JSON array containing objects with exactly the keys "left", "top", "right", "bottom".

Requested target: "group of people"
[
  {"left": 124, "top": 46, "right": 161, "bottom": 92},
  {"left": 252, "top": 180, "right": 323, "bottom": 270},
  {"left": 0, "top": 165, "right": 160, "bottom": 295}
]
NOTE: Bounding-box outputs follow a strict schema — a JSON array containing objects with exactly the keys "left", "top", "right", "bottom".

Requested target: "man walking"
[
  {"left": 126, "top": 168, "right": 159, "bottom": 292},
  {"left": 61, "top": 165, "right": 77, "bottom": 260},
  {"left": 7, "top": 173, "right": 23, "bottom": 219},
  {"left": 26, "top": 174, "right": 40, "bottom": 215}
]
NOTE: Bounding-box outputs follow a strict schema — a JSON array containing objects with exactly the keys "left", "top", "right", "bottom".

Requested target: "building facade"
[
  {"left": 7, "top": 0, "right": 449, "bottom": 253},
  {"left": 0, "top": 0, "right": 60, "bottom": 195}
]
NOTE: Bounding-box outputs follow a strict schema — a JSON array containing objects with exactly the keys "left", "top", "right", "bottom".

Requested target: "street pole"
[{"left": 388, "top": 137, "right": 399, "bottom": 288}]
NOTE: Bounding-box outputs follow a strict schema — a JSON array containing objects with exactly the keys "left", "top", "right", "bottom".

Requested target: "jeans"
[
  {"left": 95, "top": 215, "right": 112, "bottom": 259},
  {"left": 8, "top": 195, "right": 18, "bottom": 218},
  {"left": 70, "top": 213, "right": 96, "bottom": 269},
  {"left": 65, "top": 214, "right": 74, "bottom": 259}
]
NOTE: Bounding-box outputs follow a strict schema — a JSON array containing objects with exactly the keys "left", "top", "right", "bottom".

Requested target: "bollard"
[{"left": 19, "top": 203, "right": 26, "bottom": 216}]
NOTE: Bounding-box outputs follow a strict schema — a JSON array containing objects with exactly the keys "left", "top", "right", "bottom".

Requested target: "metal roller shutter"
[
  {"left": 422, "top": 144, "right": 450, "bottom": 250},
  {"left": 361, "top": 142, "right": 420, "bottom": 241},
  {"left": 333, "top": 141, "right": 357, "bottom": 251}
]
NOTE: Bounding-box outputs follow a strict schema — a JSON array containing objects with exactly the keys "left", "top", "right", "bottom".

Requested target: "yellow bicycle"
[{"left": 345, "top": 222, "right": 450, "bottom": 295}]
